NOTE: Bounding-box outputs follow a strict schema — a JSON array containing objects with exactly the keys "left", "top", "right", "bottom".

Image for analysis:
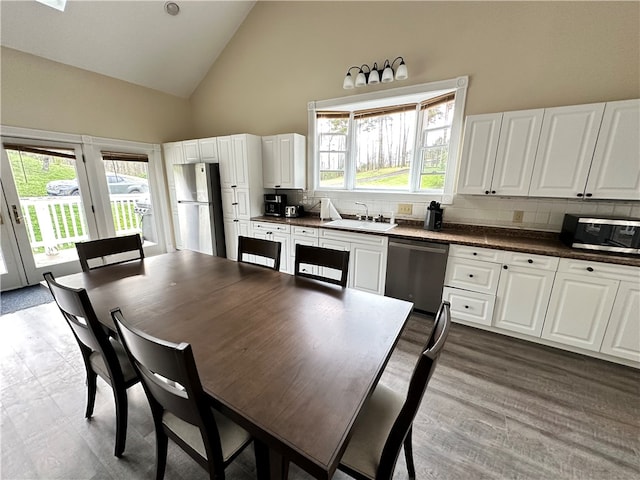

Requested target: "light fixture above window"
[{"left": 343, "top": 57, "right": 408, "bottom": 90}]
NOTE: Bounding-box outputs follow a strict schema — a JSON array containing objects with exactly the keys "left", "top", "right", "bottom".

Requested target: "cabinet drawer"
[
  {"left": 558, "top": 258, "right": 640, "bottom": 283},
  {"left": 320, "top": 228, "right": 387, "bottom": 247},
  {"left": 251, "top": 222, "right": 291, "bottom": 234},
  {"left": 445, "top": 257, "right": 502, "bottom": 294},
  {"left": 449, "top": 244, "right": 503, "bottom": 263},
  {"left": 292, "top": 226, "right": 318, "bottom": 237},
  {"left": 502, "top": 251, "right": 559, "bottom": 271},
  {"left": 443, "top": 287, "right": 495, "bottom": 326}
]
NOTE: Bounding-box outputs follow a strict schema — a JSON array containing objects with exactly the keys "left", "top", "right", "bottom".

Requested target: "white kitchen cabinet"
[
  {"left": 318, "top": 229, "right": 388, "bottom": 295},
  {"left": 218, "top": 134, "right": 263, "bottom": 261},
  {"left": 456, "top": 113, "right": 502, "bottom": 195},
  {"left": 162, "top": 141, "right": 185, "bottom": 165},
  {"left": 584, "top": 99, "right": 640, "bottom": 200},
  {"left": 600, "top": 281, "right": 640, "bottom": 362},
  {"left": 262, "top": 133, "right": 306, "bottom": 189},
  {"left": 183, "top": 140, "right": 200, "bottom": 164},
  {"left": 540, "top": 258, "right": 639, "bottom": 352},
  {"left": 224, "top": 219, "right": 250, "bottom": 261},
  {"left": 443, "top": 245, "right": 503, "bottom": 327},
  {"left": 457, "top": 110, "right": 543, "bottom": 196},
  {"left": 291, "top": 226, "right": 319, "bottom": 275},
  {"left": 198, "top": 137, "right": 219, "bottom": 163},
  {"left": 529, "top": 103, "right": 606, "bottom": 198},
  {"left": 493, "top": 252, "right": 558, "bottom": 337},
  {"left": 251, "top": 221, "right": 291, "bottom": 273}
]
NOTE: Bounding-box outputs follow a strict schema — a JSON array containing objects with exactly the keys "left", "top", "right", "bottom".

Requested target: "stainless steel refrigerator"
[{"left": 173, "top": 163, "right": 226, "bottom": 257}]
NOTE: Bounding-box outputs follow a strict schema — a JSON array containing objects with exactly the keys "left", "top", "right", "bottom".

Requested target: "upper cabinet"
[
  {"left": 457, "top": 99, "right": 640, "bottom": 201},
  {"left": 163, "top": 138, "right": 219, "bottom": 165},
  {"left": 262, "top": 133, "right": 306, "bottom": 189},
  {"left": 584, "top": 99, "right": 640, "bottom": 200},
  {"left": 457, "top": 109, "right": 543, "bottom": 196},
  {"left": 529, "top": 103, "right": 605, "bottom": 198}
]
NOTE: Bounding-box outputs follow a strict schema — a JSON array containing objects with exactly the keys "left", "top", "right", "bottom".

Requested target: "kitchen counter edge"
[{"left": 250, "top": 216, "right": 640, "bottom": 268}]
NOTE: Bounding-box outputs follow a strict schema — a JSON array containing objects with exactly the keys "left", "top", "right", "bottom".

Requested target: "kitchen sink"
[{"left": 324, "top": 219, "right": 398, "bottom": 232}]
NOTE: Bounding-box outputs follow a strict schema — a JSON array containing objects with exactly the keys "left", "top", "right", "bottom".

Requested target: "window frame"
[{"left": 308, "top": 76, "right": 468, "bottom": 204}]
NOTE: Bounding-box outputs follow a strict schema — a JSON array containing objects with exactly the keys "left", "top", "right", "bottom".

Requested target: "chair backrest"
[
  {"left": 76, "top": 234, "right": 144, "bottom": 272},
  {"left": 237, "top": 236, "right": 281, "bottom": 271},
  {"left": 294, "top": 244, "right": 350, "bottom": 287},
  {"left": 111, "top": 308, "right": 227, "bottom": 473},
  {"left": 377, "top": 301, "right": 451, "bottom": 480},
  {"left": 43, "top": 271, "right": 125, "bottom": 385}
]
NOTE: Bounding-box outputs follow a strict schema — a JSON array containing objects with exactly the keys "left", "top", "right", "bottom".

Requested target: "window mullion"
[
  {"left": 345, "top": 113, "right": 356, "bottom": 189},
  {"left": 409, "top": 104, "right": 423, "bottom": 192}
]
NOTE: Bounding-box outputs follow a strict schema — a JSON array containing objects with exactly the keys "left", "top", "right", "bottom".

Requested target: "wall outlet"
[
  {"left": 397, "top": 203, "right": 413, "bottom": 215},
  {"left": 513, "top": 210, "right": 524, "bottom": 223}
]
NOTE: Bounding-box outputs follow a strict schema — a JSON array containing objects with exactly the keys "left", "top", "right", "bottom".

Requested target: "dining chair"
[
  {"left": 237, "top": 235, "right": 281, "bottom": 270},
  {"left": 43, "top": 271, "right": 139, "bottom": 458},
  {"left": 294, "top": 244, "right": 350, "bottom": 287},
  {"left": 111, "top": 308, "right": 254, "bottom": 480},
  {"left": 76, "top": 234, "right": 144, "bottom": 272},
  {"left": 338, "top": 301, "right": 452, "bottom": 480}
]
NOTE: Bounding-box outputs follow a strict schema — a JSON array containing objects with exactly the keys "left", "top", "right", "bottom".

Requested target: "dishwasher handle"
[{"left": 388, "top": 241, "right": 448, "bottom": 255}]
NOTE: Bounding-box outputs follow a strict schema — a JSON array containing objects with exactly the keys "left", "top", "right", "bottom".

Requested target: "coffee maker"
[
  {"left": 264, "top": 194, "right": 287, "bottom": 217},
  {"left": 424, "top": 201, "right": 443, "bottom": 231}
]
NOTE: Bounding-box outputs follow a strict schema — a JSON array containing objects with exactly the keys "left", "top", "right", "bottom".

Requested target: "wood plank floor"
[{"left": 1, "top": 302, "right": 638, "bottom": 479}]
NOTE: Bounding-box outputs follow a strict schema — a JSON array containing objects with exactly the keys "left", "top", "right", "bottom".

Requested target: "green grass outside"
[{"left": 321, "top": 166, "right": 445, "bottom": 190}]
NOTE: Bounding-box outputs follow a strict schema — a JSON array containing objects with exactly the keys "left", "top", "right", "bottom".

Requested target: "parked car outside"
[{"left": 46, "top": 174, "right": 148, "bottom": 196}]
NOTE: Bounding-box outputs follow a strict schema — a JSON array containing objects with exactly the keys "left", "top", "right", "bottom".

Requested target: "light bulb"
[
  {"left": 395, "top": 61, "right": 408, "bottom": 80},
  {"left": 381, "top": 66, "right": 394, "bottom": 83},
  {"left": 355, "top": 71, "right": 367, "bottom": 87},
  {"left": 343, "top": 74, "right": 354, "bottom": 89},
  {"left": 368, "top": 69, "right": 380, "bottom": 85}
]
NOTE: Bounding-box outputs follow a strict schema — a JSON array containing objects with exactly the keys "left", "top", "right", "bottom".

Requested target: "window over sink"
[{"left": 309, "top": 76, "right": 468, "bottom": 201}]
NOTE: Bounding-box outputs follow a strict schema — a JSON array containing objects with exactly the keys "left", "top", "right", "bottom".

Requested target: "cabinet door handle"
[
  {"left": 464, "top": 305, "right": 469, "bottom": 309},
  {"left": 586, "top": 267, "right": 594, "bottom": 272},
  {"left": 503, "top": 265, "right": 508, "bottom": 270},
  {"left": 585, "top": 193, "right": 593, "bottom": 198},
  {"left": 484, "top": 190, "right": 490, "bottom": 195},
  {"left": 491, "top": 190, "right": 496, "bottom": 194},
  {"left": 231, "top": 185, "right": 237, "bottom": 188},
  {"left": 232, "top": 202, "right": 238, "bottom": 206},
  {"left": 577, "top": 193, "right": 583, "bottom": 197},
  {"left": 527, "top": 259, "right": 533, "bottom": 264},
  {"left": 472, "top": 252, "right": 477, "bottom": 256},
  {"left": 233, "top": 219, "right": 239, "bottom": 223},
  {"left": 468, "top": 274, "right": 474, "bottom": 278},
  {"left": 275, "top": 185, "right": 281, "bottom": 188}
]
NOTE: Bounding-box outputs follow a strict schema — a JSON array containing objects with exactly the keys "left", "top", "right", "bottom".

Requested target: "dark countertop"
[{"left": 251, "top": 215, "right": 640, "bottom": 268}]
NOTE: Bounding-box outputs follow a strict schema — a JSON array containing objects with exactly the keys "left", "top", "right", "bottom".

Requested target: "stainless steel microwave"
[{"left": 560, "top": 214, "right": 640, "bottom": 255}]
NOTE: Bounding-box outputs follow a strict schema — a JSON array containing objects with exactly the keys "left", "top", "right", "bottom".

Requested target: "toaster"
[{"left": 285, "top": 205, "right": 304, "bottom": 218}]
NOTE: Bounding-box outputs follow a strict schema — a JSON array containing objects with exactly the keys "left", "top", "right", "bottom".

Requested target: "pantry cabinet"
[
  {"left": 457, "top": 109, "right": 543, "bottom": 196},
  {"left": 528, "top": 103, "right": 606, "bottom": 198},
  {"left": 262, "top": 133, "right": 306, "bottom": 189}
]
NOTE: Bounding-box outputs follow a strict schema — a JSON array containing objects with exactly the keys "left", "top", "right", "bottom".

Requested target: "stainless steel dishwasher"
[{"left": 384, "top": 238, "right": 449, "bottom": 314}]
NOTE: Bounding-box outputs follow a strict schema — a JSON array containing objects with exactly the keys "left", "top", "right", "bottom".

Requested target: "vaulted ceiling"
[{"left": 0, "top": 0, "right": 256, "bottom": 98}]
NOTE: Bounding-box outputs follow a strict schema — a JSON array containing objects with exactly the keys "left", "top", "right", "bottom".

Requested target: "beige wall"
[
  {"left": 190, "top": 1, "right": 640, "bottom": 138},
  {"left": 1, "top": 47, "right": 192, "bottom": 144}
]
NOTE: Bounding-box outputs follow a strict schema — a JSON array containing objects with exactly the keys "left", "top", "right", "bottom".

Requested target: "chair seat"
[
  {"left": 89, "top": 338, "right": 138, "bottom": 384},
  {"left": 162, "top": 410, "right": 251, "bottom": 462},
  {"left": 340, "top": 383, "right": 405, "bottom": 480}
]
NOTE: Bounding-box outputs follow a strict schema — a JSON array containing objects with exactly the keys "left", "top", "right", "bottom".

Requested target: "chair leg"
[
  {"left": 155, "top": 428, "right": 168, "bottom": 480},
  {"left": 113, "top": 388, "right": 128, "bottom": 457},
  {"left": 404, "top": 427, "right": 416, "bottom": 479},
  {"left": 85, "top": 370, "right": 97, "bottom": 419}
]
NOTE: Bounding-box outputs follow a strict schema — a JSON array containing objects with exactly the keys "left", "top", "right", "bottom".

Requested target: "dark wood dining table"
[{"left": 55, "top": 250, "right": 413, "bottom": 480}]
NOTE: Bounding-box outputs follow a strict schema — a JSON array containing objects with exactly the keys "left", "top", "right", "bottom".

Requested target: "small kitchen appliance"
[
  {"left": 285, "top": 205, "right": 305, "bottom": 218},
  {"left": 424, "top": 201, "right": 443, "bottom": 231},
  {"left": 560, "top": 214, "right": 640, "bottom": 255},
  {"left": 264, "top": 194, "right": 287, "bottom": 217}
]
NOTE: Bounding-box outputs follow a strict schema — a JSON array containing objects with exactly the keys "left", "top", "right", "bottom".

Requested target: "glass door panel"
[{"left": 1, "top": 141, "right": 97, "bottom": 284}]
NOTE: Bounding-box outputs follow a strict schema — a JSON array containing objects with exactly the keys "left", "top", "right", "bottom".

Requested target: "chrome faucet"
[{"left": 355, "top": 202, "right": 369, "bottom": 221}]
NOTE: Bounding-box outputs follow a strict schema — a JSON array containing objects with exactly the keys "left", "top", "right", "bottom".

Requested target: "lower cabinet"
[
  {"left": 319, "top": 229, "right": 388, "bottom": 295},
  {"left": 250, "top": 221, "right": 291, "bottom": 273},
  {"left": 444, "top": 246, "right": 640, "bottom": 367},
  {"left": 600, "top": 281, "right": 640, "bottom": 362},
  {"left": 541, "top": 259, "right": 640, "bottom": 355},
  {"left": 224, "top": 219, "right": 249, "bottom": 261}
]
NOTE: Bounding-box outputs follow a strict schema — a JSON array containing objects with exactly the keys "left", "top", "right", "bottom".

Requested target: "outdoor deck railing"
[{"left": 20, "top": 195, "right": 144, "bottom": 254}]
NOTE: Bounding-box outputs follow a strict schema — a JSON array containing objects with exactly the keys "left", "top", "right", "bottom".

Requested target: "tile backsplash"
[{"left": 288, "top": 191, "right": 640, "bottom": 232}]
